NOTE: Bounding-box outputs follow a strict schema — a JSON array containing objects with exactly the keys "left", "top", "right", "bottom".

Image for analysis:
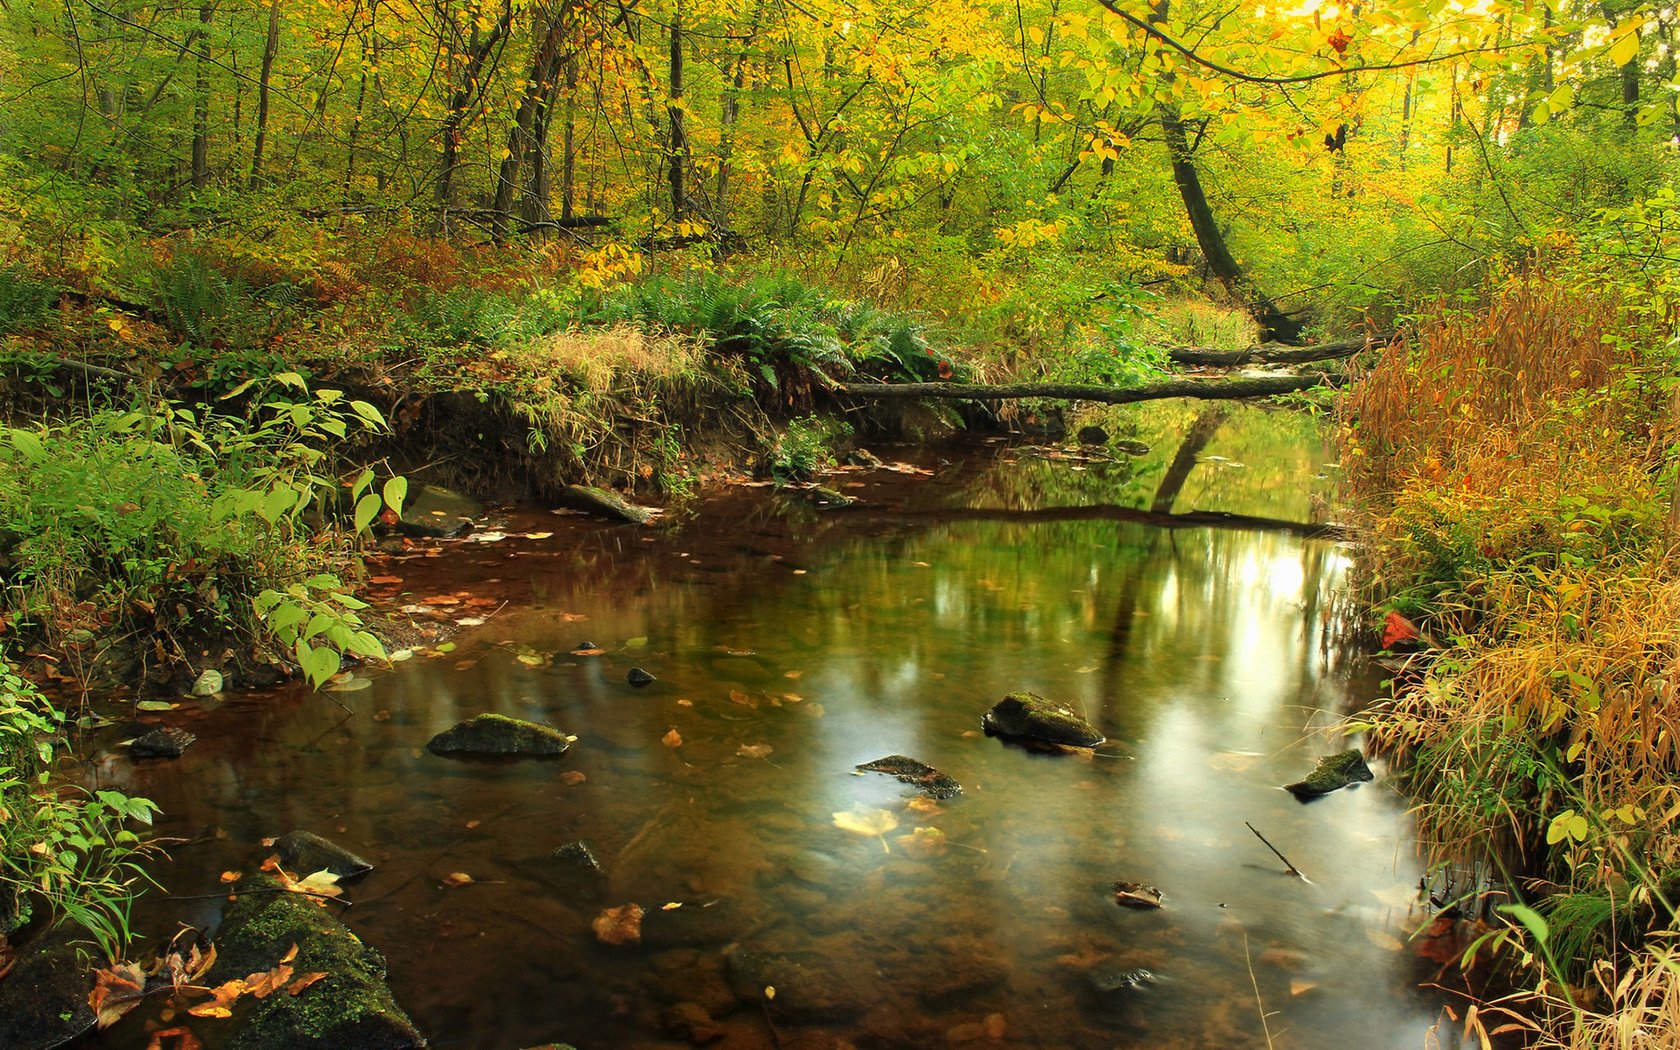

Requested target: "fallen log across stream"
[
  {"left": 866, "top": 503, "right": 1348, "bottom": 541},
  {"left": 835, "top": 371, "right": 1344, "bottom": 405},
  {"left": 1166, "top": 333, "right": 1394, "bottom": 368}
]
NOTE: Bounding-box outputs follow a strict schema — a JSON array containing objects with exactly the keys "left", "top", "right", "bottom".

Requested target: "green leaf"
[
  {"left": 353, "top": 493, "right": 382, "bottom": 534},
  {"left": 382, "top": 476, "right": 408, "bottom": 517},
  {"left": 273, "top": 371, "right": 308, "bottom": 391},
  {"left": 1498, "top": 903, "right": 1550, "bottom": 946}
]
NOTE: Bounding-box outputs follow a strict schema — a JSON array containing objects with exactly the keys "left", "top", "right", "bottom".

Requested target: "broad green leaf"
[{"left": 1498, "top": 903, "right": 1550, "bottom": 946}]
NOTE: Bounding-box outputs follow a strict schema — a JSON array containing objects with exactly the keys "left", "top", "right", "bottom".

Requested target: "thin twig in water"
[
  {"left": 1243, "top": 932, "right": 1278, "bottom": 1049},
  {"left": 1246, "top": 821, "right": 1304, "bottom": 879}
]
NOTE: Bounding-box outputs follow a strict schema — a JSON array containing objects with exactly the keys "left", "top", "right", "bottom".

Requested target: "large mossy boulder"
[
  {"left": 982, "top": 692, "right": 1104, "bottom": 748},
  {"left": 211, "top": 878, "right": 426, "bottom": 1050},
  {"left": 0, "top": 930, "right": 96, "bottom": 1049},
  {"left": 559, "top": 485, "right": 653, "bottom": 525},
  {"left": 426, "top": 713, "right": 571, "bottom": 757},
  {"left": 1284, "top": 748, "right": 1374, "bottom": 799}
]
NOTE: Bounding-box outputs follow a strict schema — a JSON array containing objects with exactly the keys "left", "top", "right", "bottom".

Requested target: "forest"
[{"left": 2, "top": 0, "right": 1680, "bottom": 1045}]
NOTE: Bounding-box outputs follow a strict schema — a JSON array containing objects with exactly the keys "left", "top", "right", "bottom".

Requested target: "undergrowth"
[{"left": 1338, "top": 258, "right": 1680, "bottom": 1044}]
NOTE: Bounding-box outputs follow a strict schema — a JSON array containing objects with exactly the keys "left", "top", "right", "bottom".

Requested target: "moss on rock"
[
  {"left": 982, "top": 692, "right": 1105, "bottom": 748},
  {"left": 212, "top": 877, "right": 425, "bottom": 1050},
  {"left": 425, "top": 713, "right": 571, "bottom": 757},
  {"left": 1284, "top": 748, "right": 1374, "bottom": 799}
]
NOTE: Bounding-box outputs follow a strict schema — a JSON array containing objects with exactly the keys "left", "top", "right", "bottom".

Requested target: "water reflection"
[{"left": 107, "top": 407, "right": 1476, "bottom": 1050}]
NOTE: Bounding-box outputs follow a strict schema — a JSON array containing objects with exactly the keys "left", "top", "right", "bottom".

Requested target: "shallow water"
[{"left": 101, "top": 405, "right": 1478, "bottom": 1049}]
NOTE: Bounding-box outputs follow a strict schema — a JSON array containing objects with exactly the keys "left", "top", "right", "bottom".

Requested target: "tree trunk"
[
  {"left": 1150, "top": 0, "right": 1300, "bottom": 342},
  {"left": 715, "top": 0, "right": 763, "bottom": 232},
  {"left": 191, "top": 2, "right": 214, "bottom": 189},
  {"left": 667, "top": 0, "right": 686, "bottom": 223},
  {"left": 1150, "top": 407, "right": 1227, "bottom": 514},
  {"left": 492, "top": 5, "right": 570, "bottom": 241},
  {"left": 249, "top": 0, "right": 282, "bottom": 188},
  {"left": 1159, "top": 111, "right": 1303, "bottom": 343},
  {"left": 836, "top": 373, "right": 1340, "bottom": 405},
  {"left": 434, "top": 0, "right": 512, "bottom": 226}
]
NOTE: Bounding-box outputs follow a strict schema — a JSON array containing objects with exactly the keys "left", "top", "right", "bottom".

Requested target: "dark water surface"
[{"left": 103, "top": 405, "right": 1476, "bottom": 1049}]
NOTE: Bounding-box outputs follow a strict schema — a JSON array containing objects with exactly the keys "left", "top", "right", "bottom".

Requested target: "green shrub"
[
  {"left": 0, "top": 653, "right": 156, "bottom": 958},
  {"left": 0, "top": 267, "right": 55, "bottom": 335}
]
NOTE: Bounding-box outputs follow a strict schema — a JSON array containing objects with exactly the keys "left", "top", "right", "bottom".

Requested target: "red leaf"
[
  {"left": 1381, "top": 612, "right": 1419, "bottom": 649},
  {"left": 1327, "top": 27, "right": 1351, "bottom": 54}
]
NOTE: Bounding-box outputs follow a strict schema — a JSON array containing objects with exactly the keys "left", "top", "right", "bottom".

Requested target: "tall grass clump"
[{"left": 1338, "top": 273, "right": 1680, "bottom": 1044}]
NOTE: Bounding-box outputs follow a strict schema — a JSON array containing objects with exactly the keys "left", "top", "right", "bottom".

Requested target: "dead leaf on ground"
[
  {"left": 662, "top": 728, "right": 683, "bottom": 748},
  {"left": 559, "top": 612, "right": 588, "bottom": 622},
  {"left": 365, "top": 575, "right": 403, "bottom": 586},
  {"left": 417, "top": 594, "right": 462, "bottom": 606},
  {"left": 592, "top": 903, "right": 644, "bottom": 945},
  {"left": 736, "top": 743, "right": 774, "bottom": 759},
  {"left": 441, "top": 872, "right": 474, "bottom": 888}
]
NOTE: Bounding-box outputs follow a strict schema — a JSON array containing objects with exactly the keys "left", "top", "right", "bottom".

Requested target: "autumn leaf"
[
  {"left": 662, "top": 728, "right": 683, "bottom": 748},
  {"left": 736, "top": 743, "right": 774, "bottom": 759},
  {"left": 1382, "top": 611, "right": 1419, "bottom": 649},
  {"left": 592, "top": 903, "right": 644, "bottom": 945},
  {"left": 897, "top": 826, "right": 948, "bottom": 859},
  {"left": 219, "top": 870, "right": 242, "bottom": 883},
  {"left": 559, "top": 770, "right": 587, "bottom": 785},
  {"left": 905, "top": 795, "right": 942, "bottom": 815},
  {"left": 833, "top": 807, "right": 899, "bottom": 852},
  {"left": 728, "top": 690, "right": 758, "bottom": 708},
  {"left": 293, "top": 869, "right": 344, "bottom": 898},
  {"left": 89, "top": 962, "right": 146, "bottom": 1028},
  {"left": 1327, "top": 27, "right": 1351, "bottom": 54},
  {"left": 441, "top": 871, "right": 474, "bottom": 888}
]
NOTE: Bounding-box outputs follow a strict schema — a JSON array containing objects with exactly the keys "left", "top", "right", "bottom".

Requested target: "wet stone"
[
  {"left": 647, "top": 950, "right": 739, "bottom": 1017},
  {"left": 1088, "top": 964, "right": 1160, "bottom": 994},
  {"left": 274, "top": 829, "right": 375, "bottom": 879},
  {"left": 426, "top": 713, "right": 571, "bottom": 757},
  {"left": 627, "top": 666, "right": 657, "bottom": 687},
  {"left": 397, "top": 483, "right": 483, "bottom": 538},
  {"left": 1285, "top": 748, "right": 1374, "bottom": 799},
  {"left": 659, "top": 1002, "right": 725, "bottom": 1045},
  {"left": 784, "top": 849, "right": 846, "bottom": 890},
  {"left": 856, "top": 755, "right": 962, "bottom": 799},
  {"left": 641, "top": 899, "right": 743, "bottom": 949},
  {"left": 726, "top": 950, "right": 879, "bottom": 1023},
  {"left": 1076, "top": 425, "right": 1109, "bottom": 446},
  {"left": 912, "top": 945, "right": 1009, "bottom": 1007},
  {"left": 131, "top": 725, "right": 197, "bottom": 758},
  {"left": 551, "top": 840, "right": 604, "bottom": 876},
  {"left": 0, "top": 930, "right": 96, "bottom": 1050},
  {"left": 1112, "top": 881, "right": 1163, "bottom": 910},
  {"left": 559, "top": 484, "right": 654, "bottom": 525},
  {"left": 982, "top": 692, "right": 1105, "bottom": 748}
]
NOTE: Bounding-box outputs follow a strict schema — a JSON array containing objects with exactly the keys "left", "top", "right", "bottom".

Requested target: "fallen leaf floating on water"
[
  {"left": 572, "top": 645, "right": 606, "bottom": 657},
  {"left": 219, "top": 870, "right": 241, "bottom": 883},
  {"left": 89, "top": 962, "right": 146, "bottom": 1028},
  {"left": 905, "top": 796, "right": 942, "bottom": 815},
  {"left": 737, "top": 743, "right": 774, "bottom": 759},
  {"left": 662, "top": 728, "right": 683, "bottom": 748},
  {"left": 833, "top": 807, "right": 899, "bottom": 852},
  {"left": 592, "top": 903, "right": 644, "bottom": 945},
  {"left": 1290, "top": 979, "right": 1319, "bottom": 997},
  {"left": 728, "top": 690, "right": 758, "bottom": 708},
  {"left": 661, "top": 901, "right": 683, "bottom": 911},
  {"left": 559, "top": 770, "right": 587, "bottom": 785},
  {"left": 441, "top": 871, "right": 474, "bottom": 888}
]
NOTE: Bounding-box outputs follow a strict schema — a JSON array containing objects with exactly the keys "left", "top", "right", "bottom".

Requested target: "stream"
[{"left": 94, "top": 404, "right": 1480, "bottom": 1049}]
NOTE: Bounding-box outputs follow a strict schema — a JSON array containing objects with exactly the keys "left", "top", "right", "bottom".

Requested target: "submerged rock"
[
  {"left": 551, "top": 840, "right": 604, "bottom": 876},
  {"left": 211, "top": 876, "right": 426, "bottom": 1050},
  {"left": 726, "top": 951, "right": 876, "bottom": 1023},
  {"left": 844, "top": 448, "right": 884, "bottom": 469},
  {"left": 798, "top": 485, "right": 856, "bottom": 510},
  {"left": 1077, "top": 425, "right": 1109, "bottom": 446},
  {"left": 426, "top": 714, "right": 571, "bottom": 757},
  {"left": 627, "top": 667, "right": 657, "bottom": 687},
  {"left": 397, "top": 483, "right": 483, "bottom": 538},
  {"left": 855, "top": 755, "right": 962, "bottom": 799},
  {"left": 1111, "top": 881, "right": 1163, "bottom": 910},
  {"left": 274, "top": 830, "right": 375, "bottom": 879},
  {"left": 1088, "top": 964, "right": 1159, "bottom": 994},
  {"left": 1284, "top": 748, "right": 1374, "bottom": 799},
  {"left": 131, "top": 725, "right": 197, "bottom": 758},
  {"left": 982, "top": 692, "right": 1104, "bottom": 748},
  {"left": 559, "top": 485, "right": 654, "bottom": 525}
]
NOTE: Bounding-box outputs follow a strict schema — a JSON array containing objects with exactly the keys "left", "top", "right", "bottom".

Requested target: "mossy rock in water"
[
  {"left": 275, "top": 829, "right": 375, "bottom": 879},
  {"left": 396, "top": 484, "right": 483, "bottom": 538},
  {"left": 426, "top": 714, "right": 571, "bottom": 757},
  {"left": 559, "top": 484, "right": 653, "bottom": 525},
  {"left": 982, "top": 692, "right": 1104, "bottom": 748},
  {"left": 209, "top": 877, "right": 425, "bottom": 1050},
  {"left": 0, "top": 929, "right": 96, "bottom": 1049},
  {"left": 1284, "top": 748, "right": 1374, "bottom": 799}
]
